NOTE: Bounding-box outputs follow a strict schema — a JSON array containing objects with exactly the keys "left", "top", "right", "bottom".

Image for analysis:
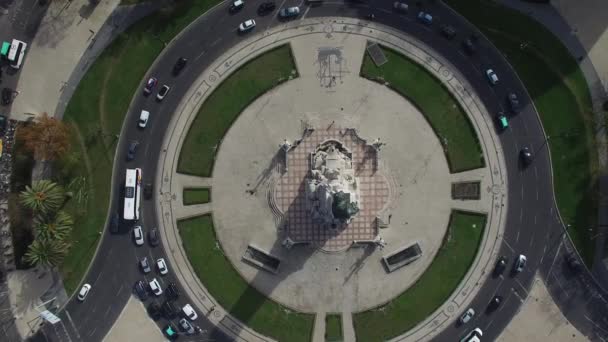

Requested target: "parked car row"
[{"left": 231, "top": 1, "right": 302, "bottom": 33}]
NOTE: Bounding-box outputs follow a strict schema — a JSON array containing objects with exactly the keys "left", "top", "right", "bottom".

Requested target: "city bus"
[{"left": 123, "top": 168, "right": 142, "bottom": 220}]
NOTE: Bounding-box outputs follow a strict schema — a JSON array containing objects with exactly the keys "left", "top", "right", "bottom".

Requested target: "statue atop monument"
[{"left": 306, "top": 140, "right": 360, "bottom": 226}]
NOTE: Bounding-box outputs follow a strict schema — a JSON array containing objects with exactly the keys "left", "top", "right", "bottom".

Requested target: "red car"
[{"left": 143, "top": 77, "right": 158, "bottom": 95}]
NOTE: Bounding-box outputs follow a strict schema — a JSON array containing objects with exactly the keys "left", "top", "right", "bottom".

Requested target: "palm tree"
[
  {"left": 33, "top": 211, "right": 74, "bottom": 241},
  {"left": 24, "top": 239, "right": 69, "bottom": 268},
  {"left": 19, "top": 180, "right": 65, "bottom": 214}
]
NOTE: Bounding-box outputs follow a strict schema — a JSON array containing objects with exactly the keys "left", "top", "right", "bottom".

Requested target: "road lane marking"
[
  {"left": 546, "top": 239, "right": 564, "bottom": 277},
  {"left": 210, "top": 37, "right": 222, "bottom": 47},
  {"left": 533, "top": 165, "right": 538, "bottom": 179},
  {"left": 65, "top": 310, "right": 82, "bottom": 341},
  {"left": 301, "top": 5, "right": 311, "bottom": 20},
  {"left": 88, "top": 327, "right": 97, "bottom": 337},
  {"left": 503, "top": 239, "right": 515, "bottom": 252},
  {"left": 194, "top": 50, "right": 206, "bottom": 61},
  {"left": 104, "top": 305, "right": 112, "bottom": 318}
]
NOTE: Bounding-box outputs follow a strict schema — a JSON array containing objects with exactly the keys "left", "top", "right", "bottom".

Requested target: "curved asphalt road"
[{"left": 40, "top": 1, "right": 608, "bottom": 342}]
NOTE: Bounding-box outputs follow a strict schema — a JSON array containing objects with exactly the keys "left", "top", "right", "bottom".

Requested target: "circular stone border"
[{"left": 156, "top": 17, "right": 508, "bottom": 342}]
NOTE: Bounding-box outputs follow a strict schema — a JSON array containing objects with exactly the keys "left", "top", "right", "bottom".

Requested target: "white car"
[
  {"left": 156, "top": 85, "right": 170, "bottom": 101},
  {"left": 149, "top": 278, "right": 163, "bottom": 296},
  {"left": 140, "top": 257, "right": 151, "bottom": 273},
  {"left": 238, "top": 19, "right": 256, "bottom": 32},
  {"left": 461, "top": 328, "right": 483, "bottom": 342},
  {"left": 138, "top": 110, "right": 150, "bottom": 128},
  {"left": 486, "top": 69, "right": 499, "bottom": 85},
  {"left": 157, "top": 258, "right": 168, "bottom": 275},
  {"left": 459, "top": 308, "right": 475, "bottom": 324},
  {"left": 514, "top": 254, "right": 527, "bottom": 273},
  {"left": 182, "top": 304, "right": 198, "bottom": 320},
  {"left": 77, "top": 284, "right": 91, "bottom": 301},
  {"left": 133, "top": 226, "right": 144, "bottom": 246}
]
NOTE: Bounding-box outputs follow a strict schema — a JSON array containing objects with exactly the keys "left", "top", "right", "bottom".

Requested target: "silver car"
[
  {"left": 140, "top": 257, "right": 151, "bottom": 273},
  {"left": 133, "top": 226, "right": 144, "bottom": 246},
  {"left": 238, "top": 19, "right": 256, "bottom": 32},
  {"left": 459, "top": 308, "right": 475, "bottom": 324}
]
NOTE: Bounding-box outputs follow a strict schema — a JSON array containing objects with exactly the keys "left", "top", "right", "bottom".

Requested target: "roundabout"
[{"left": 40, "top": 1, "right": 582, "bottom": 342}]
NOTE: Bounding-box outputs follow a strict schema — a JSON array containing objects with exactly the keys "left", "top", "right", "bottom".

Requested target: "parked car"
[
  {"left": 460, "top": 328, "right": 483, "bottom": 342},
  {"left": 140, "top": 257, "right": 151, "bottom": 273},
  {"left": 135, "top": 280, "right": 148, "bottom": 300},
  {"left": 486, "top": 69, "right": 499, "bottom": 85},
  {"left": 127, "top": 141, "right": 138, "bottom": 161},
  {"left": 513, "top": 254, "right": 527, "bottom": 273},
  {"left": 109, "top": 212, "right": 119, "bottom": 234},
  {"left": 229, "top": 0, "right": 244, "bottom": 12},
  {"left": 2, "top": 88, "right": 13, "bottom": 105},
  {"left": 0, "top": 114, "right": 7, "bottom": 133},
  {"left": 163, "top": 300, "right": 179, "bottom": 319},
  {"left": 157, "top": 258, "right": 169, "bottom": 275},
  {"left": 149, "top": 278, "right": 163, "bottom": 296},
  {"left": 279, "top": 6, "right": 300, "bottom": 18},
  {"left": 565, "top": 253, "right": 582, "bottom": 273},
  {"left": 238, "top": 19, "right": 256, "bottom": 32},
  {"left": 172, "top": 57, "right": 187, "bottom": 76},
  {"left": 166, "top": 282, "right": 180, "bottom": 300},
  {"left": 417, "top": 11, "right": 433, "bottom": 25},
  {"left": 393, "top": 2, "right": 408, "bottom": 13},
  {"left": 440, "top": 25, "right": 456, "bottom": 40},
  {"left": 508, "top": 93, "right": 520, "bottom": 113},
  {"left": 133, "top": 226, "right": 144, "bottom": 246},
  {"left": 149, "top": 228, "right": 159, "bottom": 247},
  {"left": 459, "top": 307, "right": 475, "bottom": 325},
  {"left": 520, "top": 147, "right": 533, "bottom": 166},
  {"left": 179, "top": 318, "right": 196, "bottom": 335},
  {"left": 163, "top": 323, "right": 179, "bottom": 340},
  {"left": 487, "top": 295, "right": 503, "bottom": 312},
  {"left": 462, "top": 38, "right": 475, "bottom": 55},
  {"left": 156, "top": 85, "right": 170, "bottom": 101},
  {"left": 143, "top": 77, "right": 157, "bottom": 95},
  {"left": 496, "top": 112, "right": 508, "bottom": 131},
  {"left": 77, "top": 284, "right": 91, "bottom": 301},
  {"left": 147, "top": 302, "right": 162, "bottom": 320},
  {"left": 144, "top": 183, "right": 153, "bottom": 200},
  {"left": 138, "top": 110, "right": 150, "bottom": 128},
  {"left": 257, "top": 1, "right": 276, "bottom": 15},
  {"left": 182, "top": 304, "right": 198, "bottom": 320},
  {"left": 493, "top": 256, "right": 507, "bottom": 276}
]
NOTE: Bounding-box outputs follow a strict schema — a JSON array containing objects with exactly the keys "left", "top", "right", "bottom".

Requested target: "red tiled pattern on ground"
[{"left": 274, "top": 128, "right": 389, "bottom": 252}]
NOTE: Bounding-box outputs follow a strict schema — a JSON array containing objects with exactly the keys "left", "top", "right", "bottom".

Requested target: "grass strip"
[
  {"left": 178, "top": 215, "right": 315, "bottom": 342},
  {"left": 177, "top": 44, "right": 298, "bottom": 176},
  {"left": 353, "top": 211, "right": 486, "bottom": 341},
  {"left": 360, "top": 46, "right": 484, "bottom": 173},
  {"left": 325, "top": 314, "right": 343, "bottom": 342},
  {"left": 183, "top": 188, "right": 210, "bottom": 205},
  {"left": 444, "top": 0, "right": 597, "bottom": 265},
  {"left": 56, "top": 0, "right": 227, "bottom": 294}
]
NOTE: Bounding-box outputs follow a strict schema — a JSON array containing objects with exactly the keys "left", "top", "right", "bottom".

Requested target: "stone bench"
[{"left": 382, "top": 242, "right": 422, "bottom": 273}]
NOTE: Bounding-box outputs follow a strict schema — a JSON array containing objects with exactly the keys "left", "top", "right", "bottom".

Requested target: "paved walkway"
[{"left": 157, "top": 17, "right": 508, "bottom": 342}]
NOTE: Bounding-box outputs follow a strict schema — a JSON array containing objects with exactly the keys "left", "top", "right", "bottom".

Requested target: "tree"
[
  {"left": 33, "top": 211, "right": 73, "bottom": 241},
  {"left": 20, "top": 180, "right": 65, "bottom": 214},
  {"left": 24, "top": 239, "right": 69, "bottom": 268},
  {"left": 19, "top": 112, "right": 70, "bottom": 161}
]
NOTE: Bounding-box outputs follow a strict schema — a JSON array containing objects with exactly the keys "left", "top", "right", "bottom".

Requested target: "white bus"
[
  {"left": 123, "top": 168, "right": 142, "bottom": 220},
  {"left": 7, "top": 39, "right": 27, "bottom": 69}
]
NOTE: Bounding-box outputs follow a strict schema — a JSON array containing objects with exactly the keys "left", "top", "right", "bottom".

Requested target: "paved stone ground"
[
  {"left": 498, "top": 274, "right": 589, "bottom": 342},
  {"left": 103, "top": 295, "right": 164, "bottom": 342},
  {"left": 157, "top": 17, "right": 508, "bottom": 342}
]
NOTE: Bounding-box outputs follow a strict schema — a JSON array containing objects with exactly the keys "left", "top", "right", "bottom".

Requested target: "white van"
[
  {"left": 7, "top": 39, "right": 27, "bottom": 69},
  {"left": 138, "top": 110, "right": 150, "bottom": 128}
]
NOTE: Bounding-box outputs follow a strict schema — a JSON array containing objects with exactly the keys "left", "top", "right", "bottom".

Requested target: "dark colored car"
[
  {"left": 565, "top": 253, "right": 582, "bottom": 273},
  {"left": 173, "top": 57, "right": 188, "bottom": 76},
  {"left": 257, "top": 2, "right": 276, "bottom": 15},
  {"left": 135, "top": 280, "right": 148, "bottom": 301},
  {"left": 487, "top": 295, "right": 503, "bottom": 312},
  {"left": 520, "top": 147, "right": 533, "bottom": 166},
  {"left": 149, "top": 228, "right": 159, "bottom": 247},
  {"left": 127, "top": 141, "right": 138, "bottom": 161},
  {"left": 508, "top": 93, "right": 520, "bottom": 113},
  {"left": 493, "top": 256, "right": 507, "bottom": 276},
  {"left": 462, "top": 38, "right": 475, "bottom": 55},
  {"left": 2, "top": 88, "right": 13, "bottom": 105},
  {"left": 166, "top": 282, "right": 180, "bottom": 300},
  {"left": 162, "top": 300, "right": 179, "bottom": 319},
  {"left": 147, "top": 302, "right": 162, "bottom": 320},
  {"left": 109, "top": 212, "right": 120, "bottom": 234},
  {"left": 143, "top": 77, "right": 158, "bottom": 95},
  {"left": 0, "top": 114, "right": 7, "bottom": 133},
  {"left": 440, "top": 25, "right": 456, "bottom": 40},
  {"left": 144, "top": 183, "right": 153, "bottom": 200}
]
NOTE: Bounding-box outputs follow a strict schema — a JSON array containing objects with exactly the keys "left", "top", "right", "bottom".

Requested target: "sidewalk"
[{"left": 10, "top": 0, "right": 121, "bottom": 121}]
